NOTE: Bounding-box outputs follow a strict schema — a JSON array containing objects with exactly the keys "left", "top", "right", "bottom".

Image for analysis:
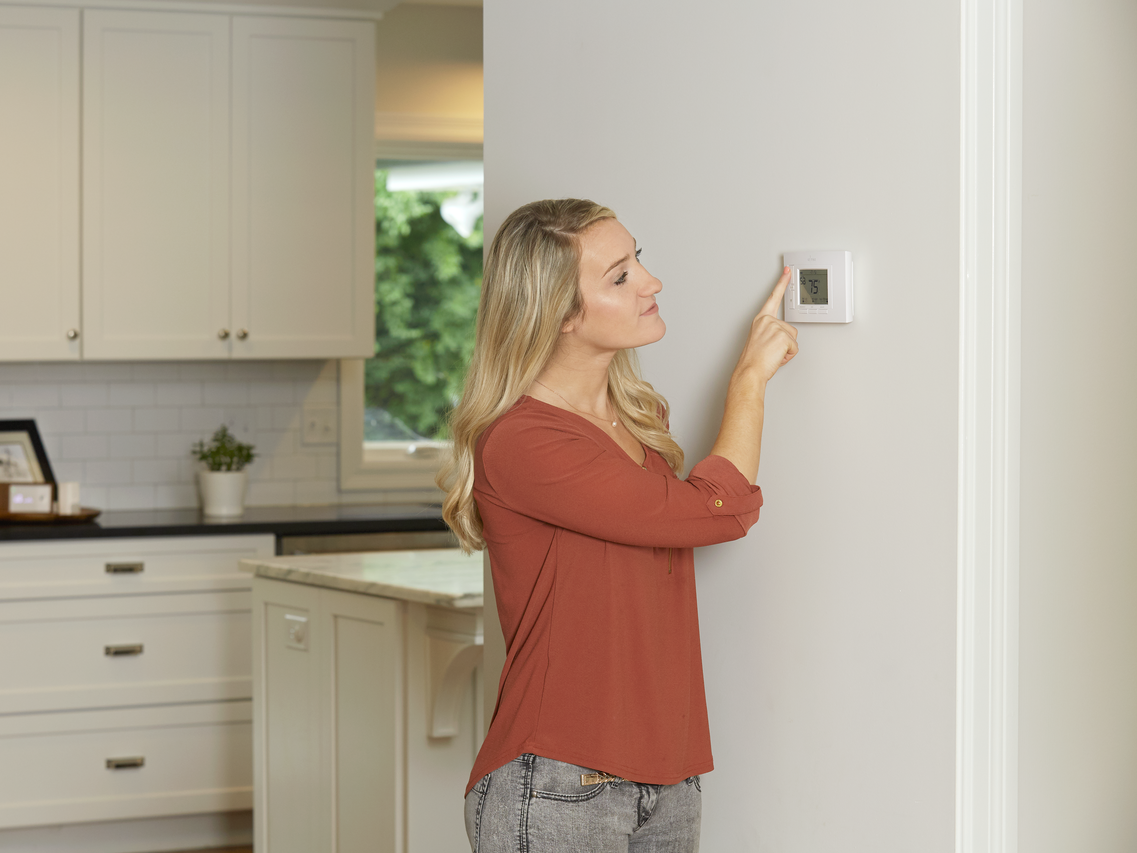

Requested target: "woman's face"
[{"left": 566, "top": 218, "right": 665, "bottom": 354}]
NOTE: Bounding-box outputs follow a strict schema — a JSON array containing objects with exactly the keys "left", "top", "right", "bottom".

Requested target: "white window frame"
[
  {"left": 338, "top": 142, "right": 482, "bottom": 494},
  {"left": 338, "top": 358, "right": 446, "bottom": 491}
]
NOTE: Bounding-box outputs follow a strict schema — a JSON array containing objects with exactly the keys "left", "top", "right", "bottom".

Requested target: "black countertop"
[{"left": 0, "top": 503, "right": 447, "bottom": 543}]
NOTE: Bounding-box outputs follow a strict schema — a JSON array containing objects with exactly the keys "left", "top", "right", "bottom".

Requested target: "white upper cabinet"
[
  {"left": 82, "top": 10, "right": 232, "bottom": 360},
  {"left": 0, "top": 5, "right": 376, "bottom": 362},
  {"left": 231, "top": 16, "right": 376, "bottom": 359},
  {"left": 0, "top": 7, "right": 80, "bottom": 361}
]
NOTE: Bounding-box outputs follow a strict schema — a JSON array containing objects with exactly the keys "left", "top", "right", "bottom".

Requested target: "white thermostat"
[{"left": 783, "top": 250, "right": 854, "bottom": 323}]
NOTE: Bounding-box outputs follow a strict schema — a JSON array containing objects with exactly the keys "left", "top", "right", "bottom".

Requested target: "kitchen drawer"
[
  {"left": 0, "top": 591, "right": 251, "bottom": 714},
  {"left": 0, "top": 700, "right": 252, "bottom": 830},
  {"left": 0, "top": 535, "right": 273, "bottom": 601}
]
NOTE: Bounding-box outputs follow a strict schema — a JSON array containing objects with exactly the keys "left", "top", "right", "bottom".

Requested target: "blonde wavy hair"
[{"left": 437, "top": 198, "right": 684, "bottom": 553}]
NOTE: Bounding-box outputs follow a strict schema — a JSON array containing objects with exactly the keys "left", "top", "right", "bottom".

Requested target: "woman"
[{"left": 438, "top": 199, "right": 798, "bottom": 852}]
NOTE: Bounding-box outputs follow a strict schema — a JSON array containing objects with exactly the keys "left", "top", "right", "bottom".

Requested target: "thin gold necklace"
[{"left": 533, "top": 379, "right": 618, "bottom": 428}]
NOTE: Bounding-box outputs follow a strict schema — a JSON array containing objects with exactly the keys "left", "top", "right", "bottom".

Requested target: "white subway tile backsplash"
[
  {"left": 224, "top": 362, "right": 272, "bottom": 381},
  {"left": 271, "top": 406, "right": 301, "bottom": 431},
  {"left": 295, "top": 480, "right": 340, "bottom": 505},
  {"left": 221, "top": 408, "right": 256, "bottom": 436},
  {"left": 86, "top": 408, "right": 134, "bottom": 433},
  {"left": 52, "top": 461, "right": 85, "bottom": 482},
  {"left": 11, "top": 385, "right": 61, "bottom": 408},
  {"left": 76, "top": 364, "right": 134, "bottom": 382},
  {"left": 314, "top": 453, "right": 339, "bottom": 480},
  {"left": 204, "top": 381, "right": 250, "bottom": 406},
  {"left": 156, "top": 432, "right": 204, "bottom": 458},
  {"left": 178, "top": 363, "right": 229, "bottom": 382},
  {"left": 109, "top": 434, "right": 156, "bottom": 458},
  {"left": 41, "top": 435, "right": 62, "bottom": 461},
  {"left": 83, "top": 486, "right": 108, "bottom": 508},
  {"left": 155, "top": 382, "right": 203, "bottom": 407},
  {"left": 108, "top": 383, "right": 156, "bottom": 407},
  {"left": 154, "top": 483, "right": 198, "bottom": 509},
  {"left": 60, "top": 435, "right": 109, "bottom": 460},
  {"left": 133, "top": 458, "right": 181, "bottom": 484},
  {"left": 59, "top": 383, "right": 110, "bottom": 408},
  {"left": 180, "top": 406, "right": 228, "bottom": 432},
  {"left": 33, "top": 409, "right": 86, "bottom": 435},
  {"left": 133, "top": 408, "right": 182, "bottom": 433},
  {"left": 131, "top": 363, "right": 180, "bottom": 382},
  {"left": 271, "top": 455, "right": 318, "bottom": 481},
  {"left": 0, "top": 364, "right": 46, "bottom": 381},
  {"left": 250, "top": 381, "right": 295, "bottom": 405},
  {"left": 0, "top": 359, "right": 400, "bottom": 512},
  {"left": 247, "top": 480, "right": 295, "bottom": 506},
  {"left": 85, "top": 459, "right": 132, "bottom": 485},
  {"left": 105, "top": 485, "right": 156, "bottom": 510}
]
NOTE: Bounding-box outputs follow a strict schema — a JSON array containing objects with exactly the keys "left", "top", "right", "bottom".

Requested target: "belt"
[{"left": 580, "top": 772, "right": 623, "bottom": 786}]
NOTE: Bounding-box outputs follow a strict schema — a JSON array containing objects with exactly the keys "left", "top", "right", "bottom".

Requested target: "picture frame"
[{"left": 0, "top": 420, "right": 55, "bottom": 486}]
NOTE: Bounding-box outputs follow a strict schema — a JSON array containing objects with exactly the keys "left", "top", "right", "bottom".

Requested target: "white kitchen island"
[{"left": 242, "top": 550, "right": 483, "bottom": 853}]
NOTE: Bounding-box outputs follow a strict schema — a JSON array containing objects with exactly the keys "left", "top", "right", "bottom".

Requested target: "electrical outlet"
[
  {"left": 302, "top": 405, "right": 337, "bottom": 445},
  {"left": 284, "top": 613, "right": 309, "bottom": 651}
]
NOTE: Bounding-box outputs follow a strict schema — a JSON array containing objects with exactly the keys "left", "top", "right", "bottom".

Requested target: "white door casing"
[{"left": 957, "top": 0, "right": 1022, "bottom": 851}]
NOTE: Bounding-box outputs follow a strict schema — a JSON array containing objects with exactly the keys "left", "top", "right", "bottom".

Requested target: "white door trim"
[{"left": 957, "top": 0, "right": 1022, "bottom": 851}]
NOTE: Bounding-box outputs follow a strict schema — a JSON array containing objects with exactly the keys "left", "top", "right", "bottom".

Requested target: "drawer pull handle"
[
  {"left": 106, "top": 756, "right": 145, "bottom": 770},
  {"left": 106, "top": 562, "right": 144, "bottom": 574},
  {"left": 105, "top": 644, "right": 144, "bottom": 657}
]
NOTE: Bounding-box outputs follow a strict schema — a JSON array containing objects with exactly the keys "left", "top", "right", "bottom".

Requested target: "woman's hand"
[
  {"left": 709, "top": 267, "right": 799, "bottom": 483},
  {"left": 732, "top": 266, "right": 799, "bottom": 387}
]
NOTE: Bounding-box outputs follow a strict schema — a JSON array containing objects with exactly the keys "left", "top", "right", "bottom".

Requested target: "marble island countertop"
[{"left": 239, "top": 548, "right": 483, "bottom": 609}]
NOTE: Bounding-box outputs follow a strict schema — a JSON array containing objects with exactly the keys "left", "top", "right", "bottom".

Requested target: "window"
[{"left": 340, "top": 161, "right": 483, "bottom": 493}]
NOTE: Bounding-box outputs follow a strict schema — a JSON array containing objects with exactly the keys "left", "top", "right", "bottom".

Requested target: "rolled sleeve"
[{"left": 690, "top": 455, "right": 764, "bottom": 533}]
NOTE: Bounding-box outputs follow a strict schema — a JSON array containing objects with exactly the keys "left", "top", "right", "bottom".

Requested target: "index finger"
[{"left": 759, "top": 266, "right": 793, "bottom": 317}]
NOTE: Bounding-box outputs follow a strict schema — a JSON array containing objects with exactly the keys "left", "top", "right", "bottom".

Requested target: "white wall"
[
  {"left": 485, "top": 0, "right": 958, "bottom": 849},
  {"left": 1019, "top": 0, "right": 1137, "bottom": 850}
]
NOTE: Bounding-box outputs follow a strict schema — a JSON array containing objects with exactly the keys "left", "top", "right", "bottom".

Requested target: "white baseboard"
[{"left": 0, "top": 810, "right": 252, "bottom": 853}]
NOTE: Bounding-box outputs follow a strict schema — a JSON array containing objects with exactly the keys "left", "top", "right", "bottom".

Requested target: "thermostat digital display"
[
  {"left": 783, "top": 250, "right": 854, "bottom": 323},
  {"left": 799, "top": 269, "right": 829, "bottom": 305}
]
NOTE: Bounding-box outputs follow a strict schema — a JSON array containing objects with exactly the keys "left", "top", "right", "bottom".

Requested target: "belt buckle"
[{"left": 580, "top": 772, "right": 620, "bottom": 786}]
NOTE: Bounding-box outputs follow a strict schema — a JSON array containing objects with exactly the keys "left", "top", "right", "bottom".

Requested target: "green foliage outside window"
[{"left": 365, "top": 170, "right": 483, "bottom": 441}]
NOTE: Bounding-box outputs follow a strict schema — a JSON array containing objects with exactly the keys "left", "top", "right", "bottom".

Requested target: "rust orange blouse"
[{"left": 466, "top": 396, "right": 764, "bottom": 794}]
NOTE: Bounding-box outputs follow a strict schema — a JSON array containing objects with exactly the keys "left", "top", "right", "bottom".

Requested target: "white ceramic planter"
[{"left": 197, "top": 470, "right": 248, "bottom": 518}]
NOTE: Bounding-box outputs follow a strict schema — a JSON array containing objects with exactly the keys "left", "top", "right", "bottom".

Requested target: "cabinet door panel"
[
  {"left": 0, "top": 701, "right": 252, "bottom": 830},
  {"left": 232, "top": 17, "right": 375, "bottom": 359},
  {"left": 0, "top": 592, "right": 252, "bottom": 714},
  {"left": 0, "top": 534, "right": 272, "bottom": 601},
  {"left": 83, "top": 10, "right": 230, "bottom": 359},
  {"left": 0, "top": 7, "right": 80, "bottom": 361}
]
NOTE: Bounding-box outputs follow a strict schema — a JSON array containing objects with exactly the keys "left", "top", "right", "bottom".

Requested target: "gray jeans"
[{"left": 464, "top": 754, "right": 702, "bottom": 853}]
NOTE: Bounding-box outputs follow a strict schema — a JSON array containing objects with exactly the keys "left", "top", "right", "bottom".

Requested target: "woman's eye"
[
  {"left": 615, "top": 271, "right": 628, "bottom": 285},
  {"left": 635, "top": 248, "right": 643, "bottom": 262}
]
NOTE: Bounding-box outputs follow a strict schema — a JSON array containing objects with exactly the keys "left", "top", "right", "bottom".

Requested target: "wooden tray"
[{"left": 0, "top": 506, "right": 101, "bottom": 524}]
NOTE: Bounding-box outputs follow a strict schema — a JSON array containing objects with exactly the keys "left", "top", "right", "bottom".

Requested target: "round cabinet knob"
[
  {"left": 218, "top": 329, "right": 230, "bottom": 340},
  {"left": 236, "top": 329, "right": 248, "bottom": 340},
  {"left": 66, "top": 328, "right": 80, "bottom": 340}
]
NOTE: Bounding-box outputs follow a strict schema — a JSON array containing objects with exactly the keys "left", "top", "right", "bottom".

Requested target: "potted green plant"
[{"left": 192, "top": 426, "right": 256, "bottom": 518}]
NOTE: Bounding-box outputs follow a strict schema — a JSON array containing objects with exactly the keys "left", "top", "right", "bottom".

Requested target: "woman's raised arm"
[{"left": 709, "top": 267, "right": 799, "bottom": 483}]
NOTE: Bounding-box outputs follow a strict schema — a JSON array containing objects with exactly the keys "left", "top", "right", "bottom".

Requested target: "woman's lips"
[{"left": 641, "top": 303, "right": 659, "bottom": 316}]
